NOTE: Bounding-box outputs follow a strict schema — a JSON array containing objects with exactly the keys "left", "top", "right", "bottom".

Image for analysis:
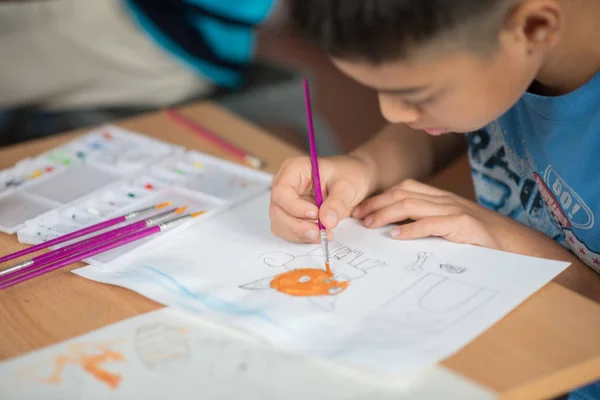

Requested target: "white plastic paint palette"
[
  {"left": 155, "top": 151, "right": 272, "bottom": 202},
  {"left": 0, "top": 158, "right": 63, "bottom": 196},
  {"left": 6, "top": 124, "right": 271, "bottom": 264},
  {"left": 25, "top": 165, "right": 120, "bottom": 205},
  {"left": 0, "top": 125, "right": 182, "bottom": 234},
  {"left": 79, "top": 130, "right": 175, "bottom": 174},
  {"left": 0, "top": 193, "right": 56, "bottom": 233}
]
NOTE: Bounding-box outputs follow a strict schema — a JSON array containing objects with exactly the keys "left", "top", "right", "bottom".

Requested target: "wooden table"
[{"left": 1, "top": 102, "right": 599, "bottom": 400}]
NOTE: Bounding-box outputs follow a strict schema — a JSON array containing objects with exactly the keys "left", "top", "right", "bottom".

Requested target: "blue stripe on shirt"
[
  {"left": 189, "top": 15, "right": 255, "bottom": 64},
  {"left": 183, "top": 0, "right": 274, "bottom": 24},
  {"left": 122, "top": 0, "right": 274, "bottom": 88}
]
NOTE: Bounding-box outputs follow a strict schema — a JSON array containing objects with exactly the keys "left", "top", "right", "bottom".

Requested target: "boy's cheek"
[{"left": 432, "top": 99, "right": 506, "bottom": 133}]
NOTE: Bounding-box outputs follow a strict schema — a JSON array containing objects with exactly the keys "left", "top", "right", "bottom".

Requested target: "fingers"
[
  {"left": 271, "top": 157, "right": 319, "bottom": 218},
  {"left": 269, "top": 203, "right": 332, "bottom": 243},
  {"left": 362, "top": 199, "right": 462, "bottom": 228},
  {"left": 394, "top": 179, "right": 449, "bottom": 196},
  {"left": 390, "top": 214, "right": 486, "bottom": 247},
  {"left": 390, "top": 215, "right": 457, "bottom": 240},
  {"left": 353, "top": 189, "right": 443, "bottom": 220},
  {"left": 320, "top": 179, "right": 358, "bottom": 230},
  {"left": 271, "top": 184, "right": 318, "bottom": 219}
]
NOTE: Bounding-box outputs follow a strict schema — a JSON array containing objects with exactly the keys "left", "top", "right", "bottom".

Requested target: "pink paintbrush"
[
  {"left": 0, "top": 211, "right": 205, "bottom": 290},
  {"left": 303, "top": 78, "right": 331, "bottom": 276},
  {"left": 0, "top": 206, "right": 188, "bottom": 279},
  {"left": 0, "top": 202, "right": 173, "bottom": 265},
  {"left": 165, "top": 109, "right": 264, "bottom": 169}
]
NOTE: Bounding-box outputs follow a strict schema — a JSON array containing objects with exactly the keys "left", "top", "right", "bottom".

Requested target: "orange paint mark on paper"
[
  {"left": 270, "top": 268, "right": 349, "bottom": 297},
  {"left": 325, "top": 262, "right": 332, "bottom": 276},
  {"left": 25, "top": 340, "right": 125, "bottom": 390},
  {"left": 103, "top": 132, "right": 113, "bottom": 140}
]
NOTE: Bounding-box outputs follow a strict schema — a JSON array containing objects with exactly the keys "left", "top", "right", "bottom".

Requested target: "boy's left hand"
[{"left": 352, "top": 179, "right": 547, "bottom": 254}]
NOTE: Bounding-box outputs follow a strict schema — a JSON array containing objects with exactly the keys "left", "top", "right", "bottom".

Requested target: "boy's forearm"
[{"left": 350, "top": 124, "right": 466, "bottom": 194}]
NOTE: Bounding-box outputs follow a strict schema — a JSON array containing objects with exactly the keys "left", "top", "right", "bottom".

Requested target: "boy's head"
[{"left": 292, "top": 0, "right": 564, "bottom": 134}]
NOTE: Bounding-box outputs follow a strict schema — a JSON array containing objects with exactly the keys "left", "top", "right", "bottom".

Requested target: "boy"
[{"left": 268, "top": 1, "right": 600, "bottom": 398}]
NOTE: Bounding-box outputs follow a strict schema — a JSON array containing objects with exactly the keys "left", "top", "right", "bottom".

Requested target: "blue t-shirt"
[
  {"left": 467, "top": 71, "right": 600, "bottom": 275},
  {"left": 122, "top": 0, "right": 276, "bottom": 88}
]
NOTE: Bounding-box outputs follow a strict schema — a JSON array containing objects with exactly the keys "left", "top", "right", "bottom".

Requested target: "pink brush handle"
[
  {"left": 0, "top": 216, "right": 125, "bottom": 264},
  {"left": 0, "top": 226, "right": 161, "bottom": 290},
  {"left": 303, "top": 78, "right": 325, "bottom": 231},
  {"left": 27, "top": 221, "right": 146, "bottom": 270},
  {"left": 166, "top": 109, "right": 246, "bottom": 158}
]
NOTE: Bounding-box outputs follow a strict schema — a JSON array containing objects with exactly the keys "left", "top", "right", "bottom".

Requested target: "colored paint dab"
[
  {"left": 229, "top": 178, "right": 249, "bottom": 188},
  {"left": 45, "top": 166, "right": 54, "bottom": 173},
  {"left": 144, "top": 183, "right": 154, "bottom": 190},
  {"left": 91, "top": 142, "right": 103, "bottom": 150},
  {"left": 175, "top": 169, "right": 185, "bottom": 175},
  {"left": 5, "top": 178, "right": 23, "bottom": 188},
  {"left": 193, "top": 162, "right": 204, "bottom": 169},
  {"left": 270, "top": 268, "right": 349, "bottom": 297},
  {"left": 76, "top": 151, "right": 86, "bottom": 159},
  {"left": 127, "top": 193, "right": 136, "bottom": 198},
  {"left": 28, "top": 170, "right": 42, "bottom": 179},
  {"left": 103, "top": 132, "right": 113, "bottom": 140},
  {"left": 47, "top": 151, "right": 72, "bottom": 166}
]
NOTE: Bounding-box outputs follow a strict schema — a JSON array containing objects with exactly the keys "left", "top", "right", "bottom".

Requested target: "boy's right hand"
[{"left": 269, "top": 154, "right": 375, "bottom": 243}]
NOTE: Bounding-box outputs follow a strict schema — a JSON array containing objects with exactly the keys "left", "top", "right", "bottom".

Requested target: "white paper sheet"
[
  {"left": 74, "top": 192, "right": 569, "bottom": 381},
  {"left": 0, "top": 308, "right": 407, "bottom": 400}
]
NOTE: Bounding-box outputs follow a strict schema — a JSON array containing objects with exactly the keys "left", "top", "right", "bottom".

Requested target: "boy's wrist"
[{"left": 348, "top": 148, "right": 381, "bottom": 195}]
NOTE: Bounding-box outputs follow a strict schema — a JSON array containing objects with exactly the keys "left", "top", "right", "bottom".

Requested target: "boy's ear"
[{"left": 504, "top": 0, "right": 562, "bottom": 52}]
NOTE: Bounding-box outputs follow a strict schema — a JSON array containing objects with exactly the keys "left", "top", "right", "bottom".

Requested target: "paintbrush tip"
[
  {"left": 156, "top": 201, "right": 173, "bottom": 209},
  {"left": 325, "top": 262, "right": 333, "bottom": 276},
  {"left": 190, "top": 211, "right": 206, "bottom": 218},
  {"left": 175, "top": 206, "right": 189, "bottom": 214}
]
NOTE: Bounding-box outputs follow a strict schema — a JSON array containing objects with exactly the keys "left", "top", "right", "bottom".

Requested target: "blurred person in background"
[{"left": 0, "top": 0, "right": 384, "bottom": 152}]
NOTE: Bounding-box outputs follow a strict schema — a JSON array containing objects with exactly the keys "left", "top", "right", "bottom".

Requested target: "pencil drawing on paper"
[
  {"left": 21, "top": 339, "right": 126, "bottom": 390},
  {"left": 239, "top": 241, "right": 388, "bottom": 312},
  {"left": 405, "top": 251, "right": 432, "bottom": 273},
  {"left": 134, "top": 322, "right": 191, "bottom": 370},
  {"left": 439, "top": 263, "right": 467, "bottom": 274},
  {"left": 343, "top": 273, "right": 497, "bottom": 349}
]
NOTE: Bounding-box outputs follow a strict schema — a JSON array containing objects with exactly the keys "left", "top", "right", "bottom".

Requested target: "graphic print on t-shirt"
[
  {"left": 534, "top": 168, "right": 600, "bottom": 273},
  {"left": 466, "top": 121, "right": 564, "bottom": 242},
  {"left": 467, "top": 120, "right": 600, "bottom": 274}
]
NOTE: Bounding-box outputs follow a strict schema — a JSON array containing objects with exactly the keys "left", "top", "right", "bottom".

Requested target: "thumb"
[{"left": 319, "top": 179, "right": 357, "bottom": 230}]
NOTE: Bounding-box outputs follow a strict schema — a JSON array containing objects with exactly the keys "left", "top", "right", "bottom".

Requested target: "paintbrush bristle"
[
  {"left": 156, "top": 201, "right": 173, "bottom": 209},
  {"left": 175, "top": 206, "right": 189, "bottom": 214}
]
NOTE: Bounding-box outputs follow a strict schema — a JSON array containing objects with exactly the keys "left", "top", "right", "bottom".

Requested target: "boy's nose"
[{"left": 378, "top": 95, "right": 420, "bottom": 124}]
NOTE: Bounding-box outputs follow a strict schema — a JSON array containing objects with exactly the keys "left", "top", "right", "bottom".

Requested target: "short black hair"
[{"left": 291, "top": 0, "right": 515, "bottom": 64}]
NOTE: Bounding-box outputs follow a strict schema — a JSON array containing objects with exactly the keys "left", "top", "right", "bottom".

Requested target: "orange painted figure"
[
  {"left": 240, "top": 246, "right": 386, "bottom": 311},
  {"left": 270, "top": 268, "right": 349, "bottom": 297},
  {"left": 25, "top": 340, "right": 125, "bottom": 389}
]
